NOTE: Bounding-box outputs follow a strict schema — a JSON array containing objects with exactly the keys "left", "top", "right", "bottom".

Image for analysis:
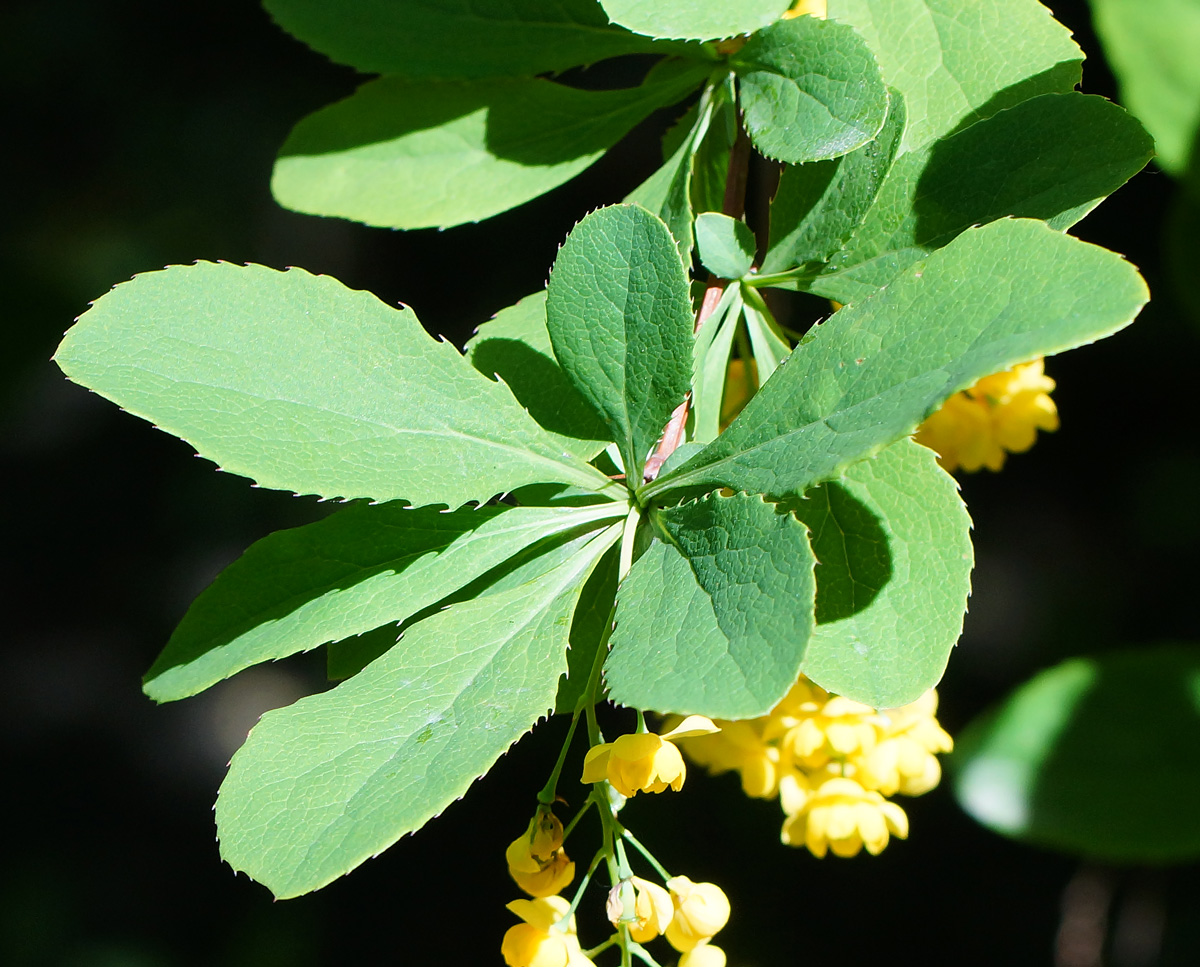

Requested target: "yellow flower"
[
  {"left": 582, "top": 716, "right": 719, "bottom": 798},
  {"left": 609, "top": 876, "right": 674, "bottom": 944},
  {"left": 501, "top": 896, "right": 593, "bottom": 967},
  {"left": 781, "top": 694, "right": 881, "bottom": 769},
  {"left": 665, "top": 876, "right": 731, "bottom": 953},
  {"left": 506, "top": 812, "right": 575, "bottom": 897},
  {"left": 857, "top": 690, "right": 954, "bottom": 797},
  {"left": 916, "top": 358, "right": 1058, "bottom": 473},
  {"left": 781, "top": 776, "right": 909, "bottom": 858},
  {"left": 783, "top": 0, "right": 827, "bottom": 18},
  {"left": 680, "top": 944, "right": 728, "bottom": 967}
]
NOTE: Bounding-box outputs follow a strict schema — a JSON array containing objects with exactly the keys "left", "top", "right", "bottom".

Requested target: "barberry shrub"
[{"left": 52, "top": 0, "right": 1200, "bottom": 962}]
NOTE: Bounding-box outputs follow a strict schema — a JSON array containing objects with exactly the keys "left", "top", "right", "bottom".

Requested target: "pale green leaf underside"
[
  {"left": 54, "top": 263, "right": 614, "bottom": 506},
  {"left": 807, "top": 93, "right": 1154, "bottom": 302},
  {"left": 144, "top": 502, "right": 623, "bottom": 702},
  {"left": 954, "top": 643, "right": 1200, "bottom": 862},
  {"left": 546, "top": 204, "right": 695, "bottom": 482},
  {"left": 466, "top": 290, "right": 611, "bottom": 462},
  {"left": 263, "top": 0, "right": 674, "bottom": 79},
  {"left": 827, "top": 0, "right": 1082, "bottom": 154},
  {"left": 762, "top": 87, "right": 905, "bottom": 274},
  {"left": 607, "top": 491, "right": 817, "bottom": 719},
  {"left": 599, "top": 0, "right": 790, "bottom": 41},
  {"left": 794, "top": 439, "right": 972, "bottom": 707},
  {"left": 272, "top": 67, "right": 708, "bottom": 230},
  {"left": 645, "top": 218, "right": 1148, "bottom": 502},
  {"left": 695, "top": 211, "right": 756, "bottom": 279},
  {"left": 734, "top": 15, "right": 889, "bottom": 164},
  {"left": 216, "top": 524, "right": 619, "bottom": 898},
  {"left": 1091, "top": 0, "right": 1200, "bottom": 177}
]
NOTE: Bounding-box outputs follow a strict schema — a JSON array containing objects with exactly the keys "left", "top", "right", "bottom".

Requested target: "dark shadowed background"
[{"left": 3, "top": 1, "right": 1199, "bottom": 964}]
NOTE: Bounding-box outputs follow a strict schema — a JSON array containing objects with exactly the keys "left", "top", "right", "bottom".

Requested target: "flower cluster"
[
  {"left": 507, "top": 809, "right": 575, "bottom": 898},
  {"left": 673, "top": 676, "right": 953, "bottom": 858},
  {"left": 915, "top": 357, "right": 1059, "bottom": 473}
]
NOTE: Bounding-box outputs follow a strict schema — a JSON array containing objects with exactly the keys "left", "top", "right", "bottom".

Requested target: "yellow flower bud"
[
  {"left": 502, "top": 897, "right": 593, "bottom": 967},
  {"left": 609, "top": 876, "right": 674, "bottom": 943},
  {"left": 664, "top": 876, "right": 731, "bottom": 952},
  {"left": 781, "top": 776, "right": 908, "bottom": 858},
  {"left": 680, "top": 944, "right": 728, "bottom": 967},
  {"left": 582, "top": 717, "right": 719, "bottom": 798},
  {"left": 506, "top": 814, "right": 574, "bottom": 897}
]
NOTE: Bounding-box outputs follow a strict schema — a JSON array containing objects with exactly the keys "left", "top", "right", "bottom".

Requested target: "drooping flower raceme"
[
  {"left": 583, "top": 716, "right": 719, "bottom": 798},
  {"left": 501, "top": 896, "right": 594, "bottom": 967},
  {"left": 915, "top": 357, "right": 1059, "bottom": 472}
]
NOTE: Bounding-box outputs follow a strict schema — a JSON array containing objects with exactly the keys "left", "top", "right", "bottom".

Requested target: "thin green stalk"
[
  {"left": 623, "top": 830, "right": 672, "bottom": 882},
  {"left": 538, "top": 707, "right": 583, "bottom": 805}
]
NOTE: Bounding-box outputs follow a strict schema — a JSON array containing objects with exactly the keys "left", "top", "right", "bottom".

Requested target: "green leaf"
[
  {"left": 627, "top": 88, "right": 715, "bottom": 266},
  {"left": 807, "top": 93, "right": 1154, "bottom": 301},
  {"left": 691, "top": 90, "right": 737, "bottom": 216},
  {"left": 789, "top": 440, "right": 972, "bottom": 707},
  {"left": 953, "top": 643, "right": 1200, "bottom": 863},
  {"left": 690, "top": 285, "right": 743, "bottom": 445},
  {"left": 466, "top": 290, "right": 611, "bottom": 462},
  {"left": 555, "top": 544, "right": 620, "bottom": 713},
  {"left": 599, "top": 0, "right": 790, "bottom": 41},
  {"left": 272, "top": 67, "right": 709, "bottom": 230},
  {"left": 827, "top": 0, "right": 1082, "bottom": 154},
  {"left": 695, "top": 212, "right": 756, "bottom": 279},
  {"left": 761, "top": 88, "right": 905, "bottom": 274},
  {"left": 144, "top": 501, "right": 624, "bottom": 702},
  {"left": 733, "top": 15, "right": 889, "bottom": 165},
  {"left": 54, "top": 263, "right": 617, "bottom": 506},
  {"left": 644, "top": 218, "right": 1148, "bottom": 503},
  {"left": 1091, "top": 0, "right": 1200, "bottom": 177},
  {"left": 263, "top": 0, "right": 682, "bottom": 80},
  {"left": 606, "top": 491, "right": 817, "bottom": 719},
  {"left": 546, "top": 204, "right": 695, "bottom": 482},
  {"left": 216, "top": 522, "right": 620, "bottom": 898},
  {"left": 743, "top": 296, "right": 791, "bottom": 385}
]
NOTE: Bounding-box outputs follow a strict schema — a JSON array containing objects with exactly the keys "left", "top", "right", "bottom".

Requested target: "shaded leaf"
[
  {"left": 644, "top": 219, "right": 1148, "bottom": 503},
  {"left": 145, "top": 502, "right": 624, "bottom": 701},
  {"left": 954, "top": 643, "right": 1200, "bottom": 863},
  {"left": 55, "top": 263, "right": 618, "bottom": 507},
  {"left": 272, "top": 67, "right": 708, "bottom": 230},
  {"left": 807, "top": 93, "right": 1153, "bottom": 302},
  {"left": 826, "top": 0, "right": 1082, "bottom": 153},
  {"left": 790, "top": 440, "right": 972, "bottom": 707},
  {"left": 264, "top": 0, "right": 679, "bottom": 79},
  {"left": 546, "top": 204, "right": 695, "bottom": 483},
  {"left": 466, "top": 290, "right": 611, "bottom": 462},
  {"left": 555, "top": 544, "right": 620, "bottom": 713},
  {"left": 216, "top": 523, "right": 620, "bottom": 898},
  {"left": 761, "top": 88, "right": 905, "bottom": 274},
  {"left": 606, "top": 491, "right": 817, "bottom": 719}
]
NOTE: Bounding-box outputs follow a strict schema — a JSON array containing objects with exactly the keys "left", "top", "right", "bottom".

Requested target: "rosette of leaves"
[{"left": 54, "top": 0, "right": 1154, "bottom": 901}]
